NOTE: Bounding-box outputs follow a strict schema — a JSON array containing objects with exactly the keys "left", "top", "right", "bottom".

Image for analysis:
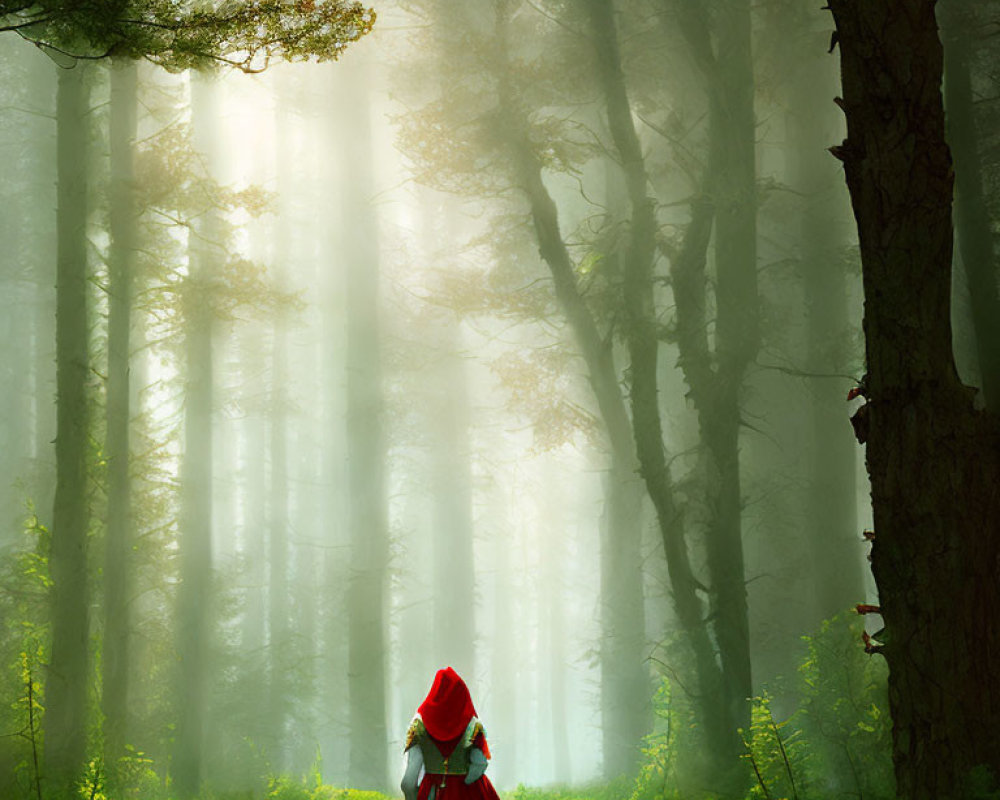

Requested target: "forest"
[{"left": 0, "top": 1, "right": 998, "bottom": 799}]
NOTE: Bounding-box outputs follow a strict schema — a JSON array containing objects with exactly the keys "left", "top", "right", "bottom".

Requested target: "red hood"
[{"left": 418, "top": 667, "right": 477, "bottom": 741}]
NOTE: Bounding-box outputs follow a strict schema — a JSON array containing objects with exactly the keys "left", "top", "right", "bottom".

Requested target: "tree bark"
[
  {"left": 102, "top": 59, "right": 138, "bottom": 782},
  {"left": 829, "top": 1, "right": 1000, "bottom": 797},
  {"left": 45, "top": 61, "right": 91, "bottom": 797}
]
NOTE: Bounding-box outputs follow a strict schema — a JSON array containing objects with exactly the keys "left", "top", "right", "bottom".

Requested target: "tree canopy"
[{"left": 2, "top": 0, "right": 374, "bottom": 70}]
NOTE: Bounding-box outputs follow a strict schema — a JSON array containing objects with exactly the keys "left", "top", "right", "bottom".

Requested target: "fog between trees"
[{"left": 3, "top": 0, "right": 997, "bottom": 799}]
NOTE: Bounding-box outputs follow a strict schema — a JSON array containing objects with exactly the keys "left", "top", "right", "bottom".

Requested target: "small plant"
[
  {"left": 15, "top": 648, "right": 45, "bottom": 800},
  {"left": 78, "top": 757, "right": 105, "bottom": 800},
  {"left": 741, "top": 692, "right": 807, "bottom": 800}
]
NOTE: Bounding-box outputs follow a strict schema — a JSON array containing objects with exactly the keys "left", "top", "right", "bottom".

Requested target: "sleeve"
[{"left": 401, "top": 745, "right": 424, "bottom": 800}]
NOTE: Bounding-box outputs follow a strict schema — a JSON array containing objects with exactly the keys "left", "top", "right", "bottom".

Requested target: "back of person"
[{"left": 401, "top": 667, "right": 501, "bottom": 800}]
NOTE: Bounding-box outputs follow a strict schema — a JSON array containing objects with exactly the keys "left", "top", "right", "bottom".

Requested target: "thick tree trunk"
[
  {"left": 102, "top": 60, "right": 138, "bottom": 781},
  {"left": 829, "top": 1, "right": 1000, "bottom": 797},
  {"left": 45, "top": 62, "right": 91, "bottom": 797},
  {"left": 173, "top": 75, "right": 219, "bottom": 800},
  {"left": 940, "top": 0, "right": 1000, "bottom": 413},
  {"left": 787, "top": 46, "right": 865, "bottom": 623},
  {"left": 342, "top": 63, "right": 389, "bottom": 792}
]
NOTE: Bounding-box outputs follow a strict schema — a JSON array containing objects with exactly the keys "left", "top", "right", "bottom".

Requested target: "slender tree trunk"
[
  {"left": 423, "top": 0, "right": 478, "bottom": 687},
  {"left": 829, "top": 2, "right": 1000, "bottom": 797},
  {"left": 342, "top": 63, "right": 389, "bottom": 792},
  {"left": 319, "top": 69, "right": 350, "bottom": 782},
  {"left": 268, "top": 315, "right": 290, "bottom": 770},
  {"left": 173, "top": 74, "right": 219, "bottom": 800},
  {"left": 699, "top": 0, "right": 756, "bottom": 744},
  {"left": 490, "top": 492, "right": 517, "bottom": 788},
  {"left": 599, "top": 460, "right": 648, "bottom": 778},
  {"left": 540, "top": 478, "right": 570, "bottom": 784},
  {"left": 787, "top": 45, "right": 865, "bottom": 622},
  {"left": 26, "top": 52, "right": 59, "bottom": 525},
  {"left": 660, "top": 0, "right": 759, "bottom": 754},
  {"left": 0, "top": 130, "right": 32, "bottom": 544},
  {"left": 497, "top": 0, "right": 740, "bottom": 775},
  {"left": 431, "top": 328, "right": 476, "bottom": 678},
  {"left": 240, "top": 332, "right": 268, "bottom": 658},
  {"left": 940, "top": 0, "right": 1000, "bottom": 412},
  {"left": 587, "top": 0, "right": 752, "bottom": 783},
  {"left": 45, "top": 62, "right": 92, "bottom": 797},
  {"left": 102, "top": 60, "right": 139, "bottom": 782}
]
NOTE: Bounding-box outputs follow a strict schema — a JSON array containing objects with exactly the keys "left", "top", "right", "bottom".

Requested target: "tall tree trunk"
[
  {"left": 940, "top": 0, "right": 1000, "bottom": 412},
  {"left": 786, "top": 34, "right": 865, "bottom": 624},
  {"left": 102, "top": 59, "right": 139, "bottom": 781},
  {"left": 431, "top": 327, "right": 476, "bottom": 678},
  {"left": 25, "top": 53, "right": 59, "bottom": 528},
  {"left": 268, "top": 89, "right": 294, "bottom": 769},
  {"left": 586, "top": 0, "right": 750, "bottom": 782},
  {"left": 342, "top": 62, "right": 389, "bottom": 792},
  {"left": 173, "top": 74, "right": 219, "bottom": 800},
  {"left": 240, "top": 332, "right": 268, "bottom": 659},
  {"left": 319, "top": 70, "right": 350, "bottom": 782},
  {"left": 599, "top": 460, "right": 648, "bottom": 778},
  {"left": 540, "top": 476, "right": 570, "bottom": 783},
  {"left": 490, "top": 490, "right": 517, "bottom": 788},
  {"left": 697, "top": 0, "right": 758, "bottom": 745},
  {"left": 829, "top": 2, "right": 1000, "bottom": 797},
  {"left": 665, "top": 0, "right": 760, "bottom": 749},
  {"left": 45, "top": 61, "right": 92, "bottom": 797},
  {"left": 268, "top": 316, "right": 290, "bottom": 771},
  {"left": 491, "top": 2, "right": 655, "bottom": 775}
]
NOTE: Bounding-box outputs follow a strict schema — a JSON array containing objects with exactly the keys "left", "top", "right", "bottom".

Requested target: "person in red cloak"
[{"left": 401, "top": 668, "right": 501, "bottom": 800}]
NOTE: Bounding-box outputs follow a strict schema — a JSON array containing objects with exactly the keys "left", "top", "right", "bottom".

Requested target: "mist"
[{"left": 6, "top": 1, "right": 994, "bottom": 799}]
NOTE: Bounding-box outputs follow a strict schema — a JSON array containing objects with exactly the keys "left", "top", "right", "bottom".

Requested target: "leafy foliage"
[
  {"left": 625, "top": 614, "right": 894, "bottom": 800},
  {"left": 490, "top": 348, "right": 599, "bottom": 452},
  {"left": 789, "top": 613, "right": 894, "bottom": 800},
  {"left": 742, "top": 693, "right": 808, "bottom": 800},
  {"left": 0, "top": 506, "right": 51, "bottom": 800},
  {"left": 3, "top": 0, "right": 375, "bottom": 71}
]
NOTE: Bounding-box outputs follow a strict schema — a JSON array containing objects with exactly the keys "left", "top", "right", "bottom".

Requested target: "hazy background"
[{"left": 2, "top": 1, "right": 946, "bottom": 797}]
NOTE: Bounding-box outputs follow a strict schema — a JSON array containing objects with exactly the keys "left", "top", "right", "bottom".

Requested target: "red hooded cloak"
[
  {"left": 418, "top": 667, "right": 479, "bottom": 742},
  {"left": 407, "top": 668, "right": 499, "bottom": 800}
]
